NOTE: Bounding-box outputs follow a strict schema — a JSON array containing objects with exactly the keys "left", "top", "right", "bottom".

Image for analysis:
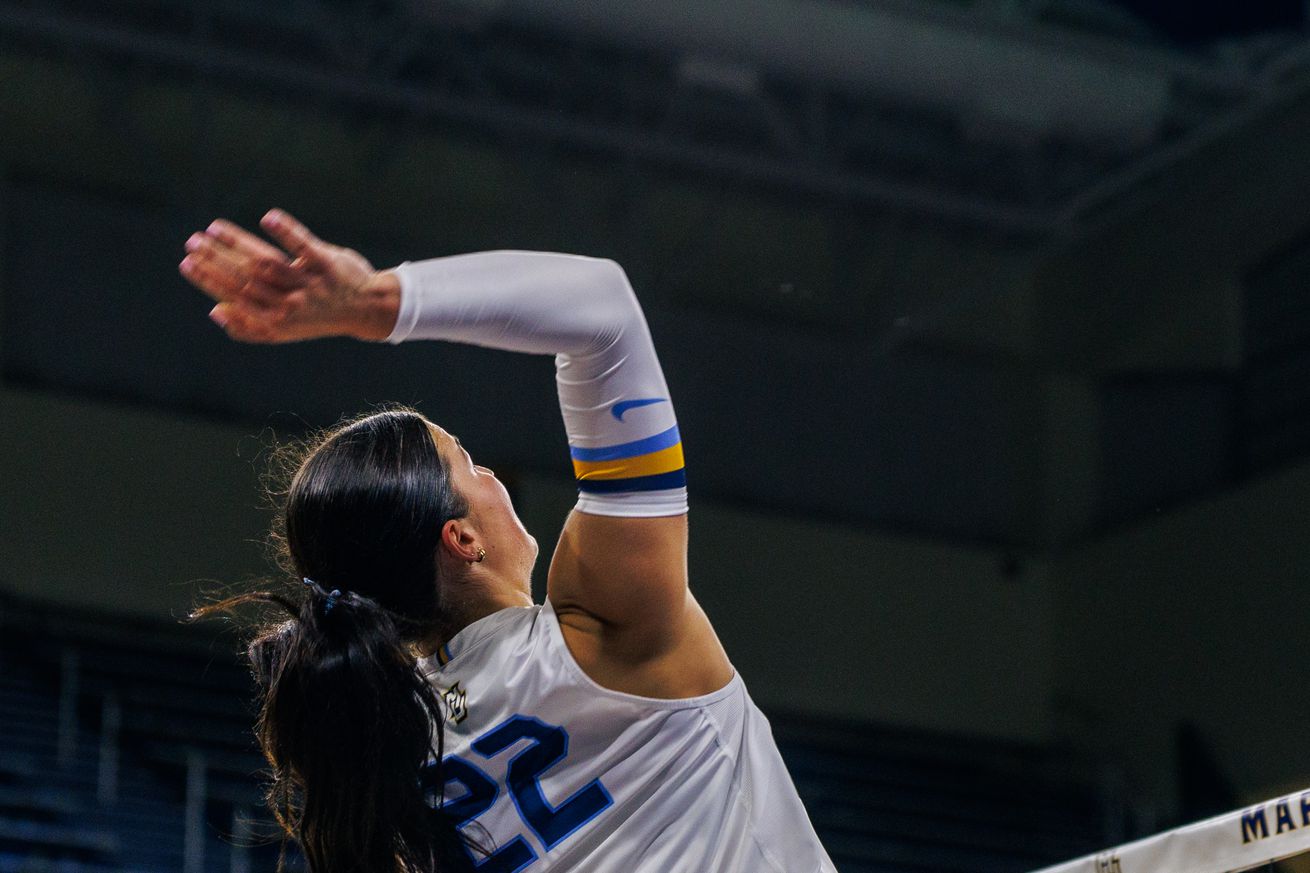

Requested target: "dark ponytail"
[{"left": 195, "top": 406, "right": 474, "bottom": 873}]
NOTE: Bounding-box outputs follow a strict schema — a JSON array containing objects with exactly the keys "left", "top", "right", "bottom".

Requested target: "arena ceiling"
[
  {"left": 3, "top": 0, "right": 1309, "bottom": 236},
  {"left": 4, "top": 0, "right": 1310, "bottom": 550}
]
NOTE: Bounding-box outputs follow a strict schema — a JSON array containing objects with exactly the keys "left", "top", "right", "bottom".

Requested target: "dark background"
[{"left": 6, "top": 0, "right": 1310, "bottom": 864}]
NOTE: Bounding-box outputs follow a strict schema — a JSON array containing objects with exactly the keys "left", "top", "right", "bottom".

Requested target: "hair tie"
[{"left": 303, "top": 577, "right": 344, "bottom": 614}]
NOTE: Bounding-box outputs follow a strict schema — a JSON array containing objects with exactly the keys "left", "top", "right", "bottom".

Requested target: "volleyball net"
[{"left": 1031, "top": 789, "right": 1310, "bottom": 873}]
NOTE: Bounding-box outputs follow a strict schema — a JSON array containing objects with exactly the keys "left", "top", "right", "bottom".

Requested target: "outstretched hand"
[{"left": 178, "top": 209, "right": 399, "bottom": 343}]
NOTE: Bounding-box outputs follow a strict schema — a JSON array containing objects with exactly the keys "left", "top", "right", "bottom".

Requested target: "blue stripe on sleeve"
[
  {"left": 569, "top": 425, "right": 681, "bottom": 462},
  {"left": 575, "top": 469, "right": 687, "bottom": 493}
]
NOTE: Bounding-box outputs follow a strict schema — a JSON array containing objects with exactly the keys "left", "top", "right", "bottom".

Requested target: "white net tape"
[{"left": 1031, "top": 789, "right": 1310, "bottom": 873}]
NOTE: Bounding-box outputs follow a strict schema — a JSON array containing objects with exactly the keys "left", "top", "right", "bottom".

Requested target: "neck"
[{"left": 417, "top": 570, "right": 532, "bottom": 657}]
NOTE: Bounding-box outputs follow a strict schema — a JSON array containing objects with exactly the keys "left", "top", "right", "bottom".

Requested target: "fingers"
[
  {"left": 260, "top": 209, "right": 333, "bottom": 273},
  {"left": 250, "top": 256, "right": 304, "bottom": 290},
  {"left": 204, "top": 218, "right": 286, "bottom": 264},
  {"left": 208, "top": 302, "right": 277, "bottom": 343},
  {"left": 203, "top": 220, "right": 306, "bottom": 288},
  {"left": 195, "top": 222, "right": 304, "bottom": 289},
  {"left": 180, "top": 232, "right": 298, "bottom": 308},
  {"left": 182, "top": 210, "right": 350, "bottom": 344},
  {"left": 180, "top": 243, "right": 244, "bottom": 302},
  {"left": 207, "top": 293, "right": 316, "bottom": 344}
]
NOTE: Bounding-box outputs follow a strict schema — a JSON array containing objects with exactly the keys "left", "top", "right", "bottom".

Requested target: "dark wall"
[{"left": 2, "top": 172, "right": 1044, "bottom": 545}]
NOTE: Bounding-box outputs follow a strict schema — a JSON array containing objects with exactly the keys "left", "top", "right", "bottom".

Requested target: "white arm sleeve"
[{"left": 386, "top": 251, "right": 687, "bottom": 517}]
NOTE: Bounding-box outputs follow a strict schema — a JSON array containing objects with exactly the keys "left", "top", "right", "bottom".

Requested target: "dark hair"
[{"left": 195, "top": 406, "right": 474, "bottom": 873}]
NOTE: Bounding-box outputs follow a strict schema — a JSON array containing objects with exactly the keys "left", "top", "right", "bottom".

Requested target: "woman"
[{"left": 181, "top": 210, "right": 837, "bottom": 873}]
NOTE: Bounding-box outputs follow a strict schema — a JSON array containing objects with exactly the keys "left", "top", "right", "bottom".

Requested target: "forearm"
[
  {"left": 386, "top": 252, "right": 634, "bottom": 354},
  {"left": 385, "top": 251, "right": 686, "bottom": 517}
]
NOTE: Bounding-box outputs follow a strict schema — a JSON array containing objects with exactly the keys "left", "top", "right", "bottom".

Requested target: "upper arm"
[
  {"left": 546, "top": 511, "right": 733, "bottom": 697},
  {"left": 547, "top": 510, "right": 690, "bottom": 660},
  {"left": 544, "top": 505, "right": 686, "bottom": 642}
]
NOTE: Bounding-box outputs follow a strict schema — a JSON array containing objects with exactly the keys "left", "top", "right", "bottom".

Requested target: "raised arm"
[
  {"left": 385, "top": 252, "right": 685, "bottom": 516},
  {"left": 388, "top": 252, "right": 729, "bottom": 692},
  {"left": 181, "top": 211, "right": 732, "bottom": 697}
]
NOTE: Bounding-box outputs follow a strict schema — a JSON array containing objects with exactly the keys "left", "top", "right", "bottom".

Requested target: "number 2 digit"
[
  {"left": 424, "top": 715, "right": 613, "bottom": 870},
  {"left": 425, "top": 757, "right": 537, "bottom": 873},
  {"left": 473, "top": 716, "right": 613, "bottom": 850}
]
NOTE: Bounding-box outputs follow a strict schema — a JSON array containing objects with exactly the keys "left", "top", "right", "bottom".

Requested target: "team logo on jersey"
[
  {"left": 1094, "top": 853, "right": 1123, "bottom": 872},
  {"left": 443, "top": 682, "right": 468, "bottom": 724}
]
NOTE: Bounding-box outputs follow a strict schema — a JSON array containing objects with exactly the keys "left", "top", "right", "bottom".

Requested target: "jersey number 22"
[{"left": 423, "top": 715, "right": 614, "bottom": 872}]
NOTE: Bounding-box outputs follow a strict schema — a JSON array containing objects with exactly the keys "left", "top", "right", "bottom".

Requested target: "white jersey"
[{"left": 419, "top": 600, "right": 838, "bottom": 873}]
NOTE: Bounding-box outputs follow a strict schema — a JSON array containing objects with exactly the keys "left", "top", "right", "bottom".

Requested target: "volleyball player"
[{"left": 180, "top": 210, "right": 837, "bottom": 873}]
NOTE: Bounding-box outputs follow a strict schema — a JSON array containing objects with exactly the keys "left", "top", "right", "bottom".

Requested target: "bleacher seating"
[
  {"left": 0, "top": 593, "right": 1110, "bottom": 872},
  {"left": 774, "top": 719, "right": 1108, "bottom": 872},
  {"left": 0, "top": 598, "right": 292, "bottom": 873}
]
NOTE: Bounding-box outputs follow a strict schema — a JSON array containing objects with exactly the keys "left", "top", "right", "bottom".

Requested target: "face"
[{"left": 426, "top": 423, "right": 538, "bottom": 587}]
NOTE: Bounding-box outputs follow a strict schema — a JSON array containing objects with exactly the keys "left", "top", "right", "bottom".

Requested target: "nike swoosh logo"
[{"left": 612, "top": 398, "right": 667, "bottom": 421}]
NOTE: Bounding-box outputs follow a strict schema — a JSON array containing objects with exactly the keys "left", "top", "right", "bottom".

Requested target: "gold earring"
[{"left": 476, "top": 547, "right": 486, "bottom": 563}]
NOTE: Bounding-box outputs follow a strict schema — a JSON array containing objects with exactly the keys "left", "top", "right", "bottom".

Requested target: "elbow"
[
  {"left": 578, "top": 257, "right": 645, "bottom": 349},
  {"left": 589, "top": 257, "right": 637, "bottom": 307}
]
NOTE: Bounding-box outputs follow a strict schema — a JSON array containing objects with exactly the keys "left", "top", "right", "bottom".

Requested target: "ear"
[{"left": 440, "top": 517, "right": 483, "bottom": 564}]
